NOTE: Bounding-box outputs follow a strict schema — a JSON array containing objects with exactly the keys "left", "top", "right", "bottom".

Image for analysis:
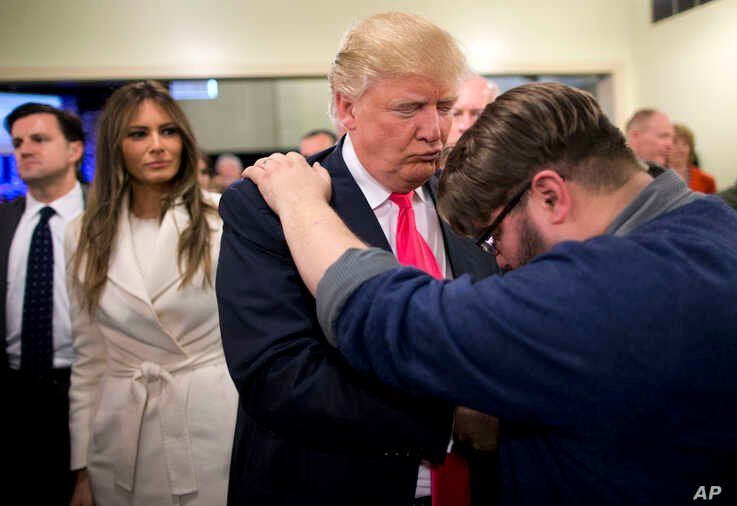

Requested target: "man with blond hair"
[
  {"left": 447, "top": 75, "right": 499, "bottom": 147},
  {"left": 625, "top": 108, "right": 674, "bottom": 167},
  {"left": 217, "top": 12, "right": 499, "bottom": 506}
]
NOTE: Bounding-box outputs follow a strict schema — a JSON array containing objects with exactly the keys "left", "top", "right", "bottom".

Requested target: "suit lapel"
[
  {"left": 321, "top": 137, "right": 392, "bottom": 252},
  {"left": 425, "top": 175, "right": 500, "bottom": 279}
]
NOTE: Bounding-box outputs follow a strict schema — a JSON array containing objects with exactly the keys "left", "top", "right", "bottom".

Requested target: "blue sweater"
[{"left": 330, "top": 198, "right": 737, "bottom": 505}]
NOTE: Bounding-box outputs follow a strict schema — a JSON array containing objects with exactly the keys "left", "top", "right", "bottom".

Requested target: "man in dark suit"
[
  {"left": 1, "top": 103, "right": 86, "bottom": 505},
  {"left": 216, "top": 12, "right": 500, "bottom": 506}
]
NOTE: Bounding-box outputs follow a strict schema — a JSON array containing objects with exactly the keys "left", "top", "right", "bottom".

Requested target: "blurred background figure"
[
  {"left": 67, "top": 81, "right": 237, "bottom": 506},
  {"left": 718, "top": 180, "right": 737, "bottom": 211},
  {"left": 197, "top": 151, "right": 217, "bottom": 191},
  {"left": 214, "top": 153, "right": 243, "bottom": 192},
  {"left": 299, "top": 128, "right": 337, "bottom": 157},
  {"left": 667, "top": 123, "right": 716, "bottom": 194},
  {"left": 446, "top": 75, "right": 499, "bottom": 147},
  {"left": 625, "top": 108, "right": 674, "bottom": 167}
]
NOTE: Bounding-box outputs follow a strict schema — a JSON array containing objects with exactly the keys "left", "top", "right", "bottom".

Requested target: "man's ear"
[
  {"left": 334, "top": 92, "right": 357, "bottom": 131},
  {"left": 530, "top": 169, "right": 569, "bottom": 225},
  {"left": 67, "top": 140, "right": 84, "bottom": 169}
]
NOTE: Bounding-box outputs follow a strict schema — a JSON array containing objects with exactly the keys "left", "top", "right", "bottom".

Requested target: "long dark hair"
[{"left": 73, "top": 81, "right": 216, "bottom": 312}]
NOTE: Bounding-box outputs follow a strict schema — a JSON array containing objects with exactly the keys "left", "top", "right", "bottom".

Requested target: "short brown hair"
[
  {"left": 673, "top": 123, "right": 696, "bottom": 166},
  {"left": 625, "top": 108, "right": 658, "bottom": 134},
  {"left": 439, "top": 82, "right": 642, "bottom": 238}
]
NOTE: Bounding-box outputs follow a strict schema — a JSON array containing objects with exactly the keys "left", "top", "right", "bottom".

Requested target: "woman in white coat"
[{"left": 67, "top": 81, "right": 237, "bottom": 506}]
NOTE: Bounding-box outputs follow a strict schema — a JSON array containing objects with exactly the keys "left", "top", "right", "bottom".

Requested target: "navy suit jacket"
[{"left": 216, "top": 138, "right": 499, "bottom": 505}]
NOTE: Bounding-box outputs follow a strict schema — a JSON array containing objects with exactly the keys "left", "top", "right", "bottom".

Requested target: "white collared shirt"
[
  {"left": 5, "top": 182, "right": 84, "bottom": 369},
  {"left": 342, "top": 134, "right": 450, "bottom": 497},
  {"left": 342, "top": 134, "right": 450, "bottom": 278}
]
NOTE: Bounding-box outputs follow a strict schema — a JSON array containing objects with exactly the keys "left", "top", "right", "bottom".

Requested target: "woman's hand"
[
  {"left": 70, "top": 468, "right": 95, "bottom": 506},
  {"left": 242, "top": 152, "right": 332, "bottom": 217}
]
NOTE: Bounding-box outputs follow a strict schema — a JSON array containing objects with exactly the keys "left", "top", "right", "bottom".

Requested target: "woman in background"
[
  {"left": 67, "top": 81, "right": 237, "bottom": 506},
  {"left": 667, "top": 123, "right": 716, "bottom": 194}
]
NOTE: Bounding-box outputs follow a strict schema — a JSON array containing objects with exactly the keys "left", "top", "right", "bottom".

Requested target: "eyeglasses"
[{"left": 474, "top": 181, "right": 532, "bottom": 256}]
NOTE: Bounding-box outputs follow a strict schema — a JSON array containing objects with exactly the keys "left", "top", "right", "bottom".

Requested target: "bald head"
[
  {"left": 625, "top": 109, "right": 674, "bottom": 166},
  {"left": 447, "top": 76, "right": 499, "bottom": 146}
]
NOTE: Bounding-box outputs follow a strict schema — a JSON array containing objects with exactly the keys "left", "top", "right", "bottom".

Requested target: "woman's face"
[
  {"left": 668, "top": 136, "right": 691, "bottom": 169},
  {"left": 121, "top": 99, "right": 182, "bottom": 189}
]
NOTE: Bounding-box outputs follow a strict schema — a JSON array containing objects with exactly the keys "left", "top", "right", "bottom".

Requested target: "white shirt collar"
[
  {"left": 25, "top": 181, "right": 83, "bottom": 220},
  {"left": 341, "top": 133, "right": 430, "bottom": 210}
]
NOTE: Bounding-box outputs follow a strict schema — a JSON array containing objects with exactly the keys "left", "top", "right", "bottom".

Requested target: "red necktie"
[
  {"left": 389, "top": 192, "right": 471, "bottom": 506},
  {"left": 389, "top": 192, "right": 443, "bottom": 279}
]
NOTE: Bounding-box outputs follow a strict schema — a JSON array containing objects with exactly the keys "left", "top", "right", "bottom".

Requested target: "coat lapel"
[
  {"left": 426, "top": 175, "right": 501, "bottom": 279},
  {"left": 145, "top": 201, "right": 189, "bottom": 301},
  {"left": 107, "top": 196, "right": 152, "bottom": 305},
  {"left": 320, "top": 137, "right": 392, "bottom": 253}
]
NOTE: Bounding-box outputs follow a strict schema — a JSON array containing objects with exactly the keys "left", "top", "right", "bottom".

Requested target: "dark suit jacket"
[
  {"left": 216, "top": 138, "right": 499, "bottom": 506},
  {"left": 1, "top": 197, "right": 26, "bottom": 370}
]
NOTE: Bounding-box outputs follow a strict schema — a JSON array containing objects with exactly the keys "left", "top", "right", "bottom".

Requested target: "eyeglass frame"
[{"left": 474, "top": 181, "right": 532, "bottom": 256}]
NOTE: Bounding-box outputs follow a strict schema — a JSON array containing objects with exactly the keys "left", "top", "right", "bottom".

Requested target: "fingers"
[{"left": 242, "top": 164, "right": 265, "bottom": 185}]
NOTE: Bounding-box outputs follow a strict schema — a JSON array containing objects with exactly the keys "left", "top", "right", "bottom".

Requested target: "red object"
[
  {"left": 388, "top": 192, "right": 443, "bottom": 279},
  {"left": 432, "top": 452, "right": 472, "bottom": 506},
  {"left": 688, "top": 166, "right": 717, "bottom": 194},
  {"left": 389, "top": 191, "right": 471, "bottom": 506}
]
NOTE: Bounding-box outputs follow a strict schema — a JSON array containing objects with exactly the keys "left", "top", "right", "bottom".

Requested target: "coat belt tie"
[{"left": 113, "top": 355, "right": 220, "bottom": 495}]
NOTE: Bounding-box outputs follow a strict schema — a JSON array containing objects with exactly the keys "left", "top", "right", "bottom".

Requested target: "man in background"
[
  {"left": 446, "top": 75, "right": 499, "bottom": 147},
  {"left": 1, "top": 103, "right": 86, "bottom": 505},
  {"left": 299, "top": 128, "right": 337, "bottom": 157},
  {"left": 214, "top": 153, "right": 243, "bottom": 191},
  {"left": 625, "top": 108, "right": 674, "bottom": 167}
]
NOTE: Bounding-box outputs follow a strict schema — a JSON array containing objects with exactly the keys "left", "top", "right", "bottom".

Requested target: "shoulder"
[
  {"left": 690, "top": 167, "right": 717, "bottom": 192},
  {"left": 0, "top": 195, "right": 25, "bottom": 213},
  {"left": 200, "top": 188, "right": 221, "bottom": 207},
  {"left": 219, "top": 179, "right": 287, "bottom": 252},
  {"left": 64, "top": 214, "right": 84, "bottom": 255}
]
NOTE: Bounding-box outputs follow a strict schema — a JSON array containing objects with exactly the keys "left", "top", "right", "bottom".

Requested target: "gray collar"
[{"left": 606, "top": 169, "right": 702, "bottom": 237}]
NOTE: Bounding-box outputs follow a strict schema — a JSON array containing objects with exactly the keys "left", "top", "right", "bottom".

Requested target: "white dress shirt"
[
  {"left": 5, "top": 182, "right": 84, "bottom": 369},
  {"left": 342, "top": 134, "right": 450, "bottom": 497}
]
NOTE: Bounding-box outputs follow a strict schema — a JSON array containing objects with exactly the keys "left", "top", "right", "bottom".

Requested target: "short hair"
[
  {"left": 328, "top": 12, "right": 468, "bottom": 119},
  {"left": 301, "top": 129, "right": 337, "bottom": 143},
  {"left": 4, "top": 102, "right": 85, "bottom": 145},
  {"left": 460, "top": 74, "right": 500, "bottom": 104},
  {"left": 673, "top": 123, "right": 696, "bottom": 166},
  {"left": 214, "top": 153, "right": 243, "bottom": 173},
  {"left": 625, "top": 108, "right": 659, "bottom": 133},
  {"left": 439, "top": 82, "right": 642, "bottom": 238}
]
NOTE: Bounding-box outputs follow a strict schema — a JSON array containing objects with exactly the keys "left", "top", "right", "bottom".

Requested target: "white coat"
[{"left": 66, "top": 191, "right": 237, "bottom": 506}]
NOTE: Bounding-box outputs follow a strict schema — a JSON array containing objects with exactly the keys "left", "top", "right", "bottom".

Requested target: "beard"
[{"left": 516, "top": 213, "right": 549, "bottom": 267}]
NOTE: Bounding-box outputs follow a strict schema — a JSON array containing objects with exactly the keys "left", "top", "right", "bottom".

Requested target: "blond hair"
[{"left": 328, "top": 12, "right": 468, "bottom": 118}]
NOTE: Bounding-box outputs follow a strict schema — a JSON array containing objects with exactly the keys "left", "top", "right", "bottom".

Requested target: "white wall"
[
  {"left": 3, "top": 0, "right": 734, "bottom": 185},
  {"left": 178, "top": 80, "right": 278, "bottom": 152},
  {"left": 0, "top": 0, "right": 636, "bottom": 121},
  {"left": 630, "top": 0, "right": 737, "bottom": 188}
]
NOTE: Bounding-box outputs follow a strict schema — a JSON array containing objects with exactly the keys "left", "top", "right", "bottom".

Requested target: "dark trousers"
[{"left": 3, "top": 367, "right": 74, "bottom": 506}]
